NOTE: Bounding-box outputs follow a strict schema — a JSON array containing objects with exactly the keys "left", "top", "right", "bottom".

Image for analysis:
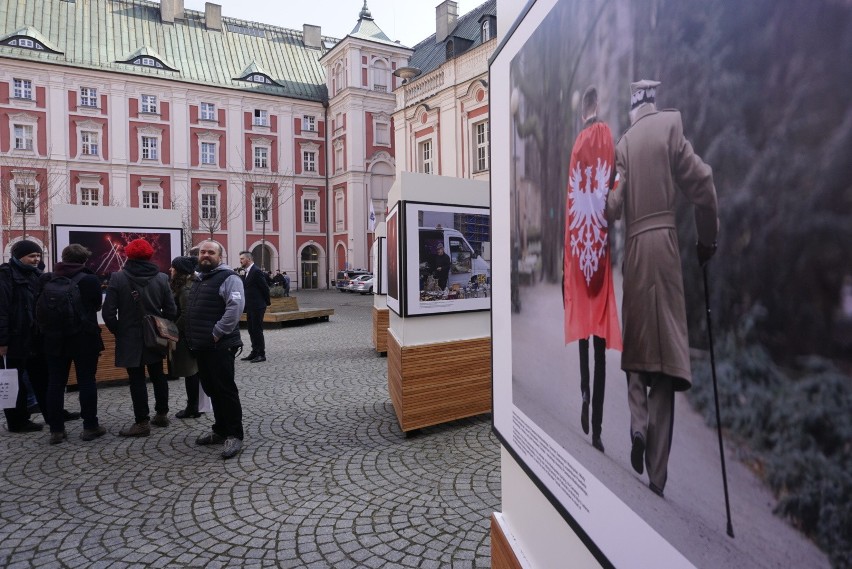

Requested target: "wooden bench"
[{"left": 239, "top": 295, "right": 334, "bottom": 325}]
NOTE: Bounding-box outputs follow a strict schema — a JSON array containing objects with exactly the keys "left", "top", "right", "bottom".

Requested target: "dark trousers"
[
  {"left": 47, "top": 353, "right": 100, "bottom": 433},
  {"left": 579, "top": 335, "right": 606, "bottom": 437},
  {"left": 184, "top": 374, "right": 200, "bottom": 411},
  {"left": 3, "top": 356, "right": 48, "bottom": 429},
  {"left": 196, "top": 347, "right": 243, "bottom": 440},
  {"left": 246, "top": 308, "right": 266, "bottom": 356},
  {"left": 126, "top": 362, "right": 168, "bottom": 423}
]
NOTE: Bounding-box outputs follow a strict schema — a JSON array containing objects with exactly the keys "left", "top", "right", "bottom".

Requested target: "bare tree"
[
  {"left": 0, "top": 152, "right": 66, "bottom": 256},
  {"left": 229, "top": 149, "right": 296, "bottom": 271}
]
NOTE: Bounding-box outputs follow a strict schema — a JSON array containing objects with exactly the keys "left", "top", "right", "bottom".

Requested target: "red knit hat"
[{"left": 125, "top": 238, "right": 154, "bottom": 260}]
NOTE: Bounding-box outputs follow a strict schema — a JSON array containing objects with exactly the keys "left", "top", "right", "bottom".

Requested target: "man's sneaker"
[
  {"left": 630, "top": 432, "right": 646, "bottom": 475},
  {"left": 49, "top": 431, "right": 67, "bottom": 445},
  {"left": 196, "top": 432, "right": 226, "bottom": 446},
  {"left": 80, "top": 425, "right": 107, "bottom": 441},
  {"left": 63, "top": 410, "right": 82, "bottom": 422},
  {"left": 221, "top": 437, "right": 243, "bottom": 459},
  {"left": 119, "top": 421, "right": 151, "bottom": 437},
  {"left": 8, "top": 421, "right": 44, "bottom": 433},
  {"left": 151, "top": 413, "right": 170, "bottom": 427}
]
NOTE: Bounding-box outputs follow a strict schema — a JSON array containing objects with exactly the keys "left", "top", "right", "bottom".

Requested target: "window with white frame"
[
  {"left": 335, "top": 191, "right": 345, "bottom": 230},
  {"left": 14, "top": 124, "right": 34, "bottom": 150},
  {"left": 200, "top": 192, "right": 218, "bottom": 220},
  {"left": 374, "top": 118, "right": 390, "bottom": 146},
  {"left": 304, "top": 199, "right": 317, "bottom": 224},
  {"left": 80, "top": 87, "right": 98, "bottom": 107},
  {"left": 200, "top": 102, "right": 216, "bottom": 121},
  {"left": 371, "top": 59, "right": 389, "bottom": 92},
  {"left": 334, "top": 140, "right": 343, "bottom": 172},
  {"left": 81, "top": 131, "right": 99, "bottom": 156},
  {"left": 140, "top": 94, "right": 158, "bottom": 114},
  {"left": 19, "top": 38, "right": 35, "bottom": 48},
  {"left": 13, "top": 78, "right": 33, "bottom": 100},
  {"left": 253, "top": 109, "right": 269, "bottom": 127},
  {"left": 418, "top": 139, "right": 433, "bottom": 174},
  {"left": 141, "top": 136, "right": 158, "bottom": 160},
  {"left": 15, "top": 184, "right": 36, "bottom": 214},
  {"left": 201, "top": 142, "right": 216, "bottom": 165},
  {"left": 473, "top": 121, "right": 489, "bottom": 172},
  {"left": 254, "top": 189, "right": 271, "bottom": 223},
  {"left": 303, "top": 115, "right": 316, "bottom": 132},
  {"left": 141, "top": 190, "right": 160, "bottom": 209},
  {"left": 80, "top": 187, "right": 100, "bottom": 206},
  {"left": 482, "top": 20, "right": 491, "bottom": 42},
  {"left": 254, "top": 146, "right": 269, "bottom": 169},
  {"left": 303, "top": 150, "right": 316, "bottom": 173}
]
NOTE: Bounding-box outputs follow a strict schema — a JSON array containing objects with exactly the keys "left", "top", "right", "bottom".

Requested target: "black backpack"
[{"left": 35, "top": 273, "right": 87, "bottom": 336}]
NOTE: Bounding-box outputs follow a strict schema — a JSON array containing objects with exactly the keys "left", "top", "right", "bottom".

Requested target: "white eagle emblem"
[{"left": 568, "top": 158, "right": 611, "bottom": 286}]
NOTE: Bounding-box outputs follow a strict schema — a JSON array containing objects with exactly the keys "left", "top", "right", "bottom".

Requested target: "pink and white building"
[{"left": 0, "top": 0, "right": 494, "bottom": 288}]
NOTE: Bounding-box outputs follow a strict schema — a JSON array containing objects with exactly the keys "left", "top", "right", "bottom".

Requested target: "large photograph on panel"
[
  {"left": 492, "top": 0, "right": 849, "bottom": 567},
  {"left": 54, "top": 225, "right": 182, "bottom": 277},
  {"left": 403, "top": 202, "right": 491, "bottom": 317},
  {"left": 386, "top": 206, "right": 401, "bottom": 315}
]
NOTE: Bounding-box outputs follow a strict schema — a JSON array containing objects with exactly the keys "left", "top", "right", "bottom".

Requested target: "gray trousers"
[{"left": 627, "top": 372, "right": 675, "bottom": 490}]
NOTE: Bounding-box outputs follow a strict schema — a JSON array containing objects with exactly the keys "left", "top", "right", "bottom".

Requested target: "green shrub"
[{"left": 689, "top": 347, "right": 852, "bottom": 568}]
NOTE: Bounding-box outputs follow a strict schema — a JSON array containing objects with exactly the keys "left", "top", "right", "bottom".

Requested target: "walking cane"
[{"left": 703, "top": 264, "right": 735, "bottom": 538}]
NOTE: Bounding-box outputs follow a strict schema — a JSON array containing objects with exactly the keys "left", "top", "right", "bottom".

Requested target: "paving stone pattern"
[{"left": 0, "top": 291, "right": 500, "bottom": 568}]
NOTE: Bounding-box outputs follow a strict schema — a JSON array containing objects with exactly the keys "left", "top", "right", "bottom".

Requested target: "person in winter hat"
[
  {"left": 102, "top": 238, "right": 177, "bottom": 437},
  {"left": 0, "top": 240, "right": 48, "bottom": 432}
]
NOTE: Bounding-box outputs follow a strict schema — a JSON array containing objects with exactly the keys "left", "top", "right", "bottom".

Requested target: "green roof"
[{"left": 0, "top": 0, "right": 338, "bottom": 102}]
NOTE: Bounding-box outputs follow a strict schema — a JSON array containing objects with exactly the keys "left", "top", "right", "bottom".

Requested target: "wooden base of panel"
[
  {"left": 491, "top": 514, "right": 524, "bottom": 569},
  {"left": 372, "top": 307, "right": 389, "bottom": 354},
  {"left": 387, "top": 333, "right": 491, "bottom": 432}
]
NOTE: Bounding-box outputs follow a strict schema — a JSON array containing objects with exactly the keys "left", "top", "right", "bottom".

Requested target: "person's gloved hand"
[{"left": 697, "top": 240, "right": 717, "bottom": 267}]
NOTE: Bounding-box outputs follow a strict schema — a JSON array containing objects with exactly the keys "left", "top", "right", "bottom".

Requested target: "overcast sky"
[{"left": 181, "top": 0, "right": 483, "bottom": 48}]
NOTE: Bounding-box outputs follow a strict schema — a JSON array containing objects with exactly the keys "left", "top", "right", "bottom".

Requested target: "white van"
[{"left": 418, "top": 227, "right": 490, "bottom": 290}]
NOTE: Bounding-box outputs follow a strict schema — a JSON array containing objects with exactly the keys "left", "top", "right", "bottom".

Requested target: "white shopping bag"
[
  {"left": 0, "top": 357, "right": 20, "bottom": 409},
  {"left": 198, "top": 383, "right": 213, "bottom": 413}
]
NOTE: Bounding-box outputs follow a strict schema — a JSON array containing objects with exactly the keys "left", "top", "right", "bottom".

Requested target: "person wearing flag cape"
[{"left": 563, "top": 86, "right": 623, "bottom": 454}]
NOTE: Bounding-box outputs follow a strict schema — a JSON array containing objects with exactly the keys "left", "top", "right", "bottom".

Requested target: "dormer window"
[
  {"left": 6, "top": 37, "right": 44, "bottom": 51},
  {"left": 236, "top": 73, "right": 280, "bottom": 86},
  {"left": 481, "top": 20, "right": 491, "bottom": 42},
  {"left": 118, "top": 47, "right": 177, "bottom": 71},
  {"left": 446, "top": 40, "right": 454, "bottom": 60},
  {"left": 2, "top": 31, "right": 61, "bottom": 54}
]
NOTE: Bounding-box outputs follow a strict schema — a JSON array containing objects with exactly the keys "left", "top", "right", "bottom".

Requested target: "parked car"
[
  {"left": 351, "top": 276, "right": 375, "bottom": 295},
  {"left": 335, "top": 269, "right": 371, "bottom": 292},
  {"left": 346, "top": 274, "right": 373, "bottom": 293}
]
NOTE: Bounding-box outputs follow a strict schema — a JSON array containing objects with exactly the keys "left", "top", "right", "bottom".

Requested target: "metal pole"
[{"left": 703, "top": 264, "right": 735, "bottom": 538}]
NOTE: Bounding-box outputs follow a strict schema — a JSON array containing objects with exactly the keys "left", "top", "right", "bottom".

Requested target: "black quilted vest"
[{"left": 185, "top": 268, "right": 242, "bottom": 351}]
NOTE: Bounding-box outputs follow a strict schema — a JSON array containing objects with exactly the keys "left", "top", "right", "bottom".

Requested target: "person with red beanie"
[{"left": 102, "top": 238, "right": 177, "bottom": 437}]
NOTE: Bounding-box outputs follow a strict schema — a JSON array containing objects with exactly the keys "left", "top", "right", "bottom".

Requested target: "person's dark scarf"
[{"left": 10, "top": 257, "right": 41, "bottom": 275}]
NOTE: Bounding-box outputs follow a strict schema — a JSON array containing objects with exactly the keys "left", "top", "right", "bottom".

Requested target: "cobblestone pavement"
[{"left": 0, "top": 290, "right": 500, "bottom": 568}]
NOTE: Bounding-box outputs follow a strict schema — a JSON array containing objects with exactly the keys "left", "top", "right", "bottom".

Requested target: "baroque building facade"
[{"left": 0, "top": 0, "right": 493, "bottom": 288}]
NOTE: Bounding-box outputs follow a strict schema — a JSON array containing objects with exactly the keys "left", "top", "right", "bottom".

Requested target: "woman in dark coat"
[
  {"left": 102, "top": 239, "right": 177, "bottom": 437},
  {"left": 168, "top": 256, "right": 202, "bottom": 419}
]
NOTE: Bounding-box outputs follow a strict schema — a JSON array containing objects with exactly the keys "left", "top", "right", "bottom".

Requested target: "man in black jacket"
[
  {"left": 40, "top": 244, "right": 107, "bottom": 444},
  {"left": 238, "top": 251, "right": 270, "bottom": 363},
  {"left": 102, "top": 238, "right": 177, "bottom": 437},
  {"left": 0, "top": 240, "right": 48, "bottom": 433},
  {"left": 186, "top": 240, "right": 246, "bottom": 459}
]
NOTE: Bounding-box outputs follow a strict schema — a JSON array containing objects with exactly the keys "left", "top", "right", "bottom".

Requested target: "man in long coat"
[
  {"left": 605, "top": 80, "right": 718, "bottom": 497},
  {"left": 563, "top": 86, "right": 622, "bottom": 453}
]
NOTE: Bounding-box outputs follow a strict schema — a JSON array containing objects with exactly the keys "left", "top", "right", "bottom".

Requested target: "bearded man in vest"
[
  {"left": 185, "top": 240, "right": 246, "bottom": 459},
  {"left": 606, "top": 80, "right": 718, "bottom": 497}
]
